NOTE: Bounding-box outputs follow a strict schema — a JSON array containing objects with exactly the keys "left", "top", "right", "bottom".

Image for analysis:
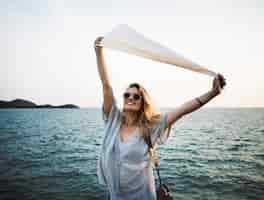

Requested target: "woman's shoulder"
[
  {"left": 102, "top": 97, "right": 122, "bottom": 125},
  {"left": 150, "top": 113, "right": 171, "bottom": 145},
  {"left": 150, "top": 113, "right": 166, "bottom": 129}
]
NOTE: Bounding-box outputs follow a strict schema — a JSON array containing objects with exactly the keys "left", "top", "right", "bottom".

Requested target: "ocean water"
[{"left": 0, "top": 108, "right": 263, "bottom": 200}]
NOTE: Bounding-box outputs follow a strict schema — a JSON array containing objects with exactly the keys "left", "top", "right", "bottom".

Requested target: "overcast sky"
[{"left": 1, "top": 0, "right": 263, "bottom": 108}]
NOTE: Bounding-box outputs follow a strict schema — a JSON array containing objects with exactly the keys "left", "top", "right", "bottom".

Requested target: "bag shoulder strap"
[{"left": 146, "top": 130, "right": 162, "bottom": 186}]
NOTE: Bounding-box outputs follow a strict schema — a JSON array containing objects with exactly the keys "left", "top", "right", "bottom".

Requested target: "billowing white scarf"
[{"left": 99, "top": 24, "right": 217, "bottom": 77}]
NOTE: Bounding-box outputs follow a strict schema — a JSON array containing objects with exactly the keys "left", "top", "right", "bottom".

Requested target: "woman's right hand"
[{"left": 94, "top": 36, "right": 104, "bottom": 50}]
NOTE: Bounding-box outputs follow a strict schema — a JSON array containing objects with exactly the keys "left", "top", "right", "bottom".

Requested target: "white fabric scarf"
[{"left": 99, "top": 24, "right": 217, "bottom": 77}]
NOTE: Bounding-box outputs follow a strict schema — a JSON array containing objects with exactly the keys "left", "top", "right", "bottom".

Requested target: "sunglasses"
[{"left": 123, "top": 92, "right": 142, "bottom": 101}]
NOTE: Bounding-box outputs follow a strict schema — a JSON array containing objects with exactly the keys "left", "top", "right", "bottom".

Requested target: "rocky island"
[{"left": 0, "top": 99, "right": 79, "bottom": 109}]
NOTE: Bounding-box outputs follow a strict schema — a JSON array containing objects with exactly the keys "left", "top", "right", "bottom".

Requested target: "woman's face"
[{"left": 123, "top": 87, "right": 142, "bottom": 112}]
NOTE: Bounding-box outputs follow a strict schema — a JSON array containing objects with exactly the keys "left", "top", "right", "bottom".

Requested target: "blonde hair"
[{"left": 121, "top": 83, "right": 162, "bottom": 147}]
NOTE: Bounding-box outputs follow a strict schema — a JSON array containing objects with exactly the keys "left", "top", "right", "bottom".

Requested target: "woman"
[{"left": 94, "top": 36, "right": 226, "bottom": 200}]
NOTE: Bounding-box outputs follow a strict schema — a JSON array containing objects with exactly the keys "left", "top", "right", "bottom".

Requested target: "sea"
[{"left": 0, "top": 108, "right": 263, "bottom": 200}]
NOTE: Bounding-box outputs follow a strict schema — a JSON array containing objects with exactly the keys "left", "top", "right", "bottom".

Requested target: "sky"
[{"left": 1, "top": 0, "right": 264, "bottom": 108}]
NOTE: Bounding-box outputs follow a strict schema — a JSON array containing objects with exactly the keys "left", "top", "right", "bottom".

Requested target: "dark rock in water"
[
  {"left": 0, "top": 99, "right": 79, "bottom": 109},
  {"left": 0, "top": 99, "right": 37, "bottom": 108},
  {"left": 36, "top": 104, "right": 79, "bottom": 109},
  {"left": 36, "top": 104, "right": 54, "bottom": 108},
  {"left": 56, "top": 104, "right": 79, "bottom": 109}
]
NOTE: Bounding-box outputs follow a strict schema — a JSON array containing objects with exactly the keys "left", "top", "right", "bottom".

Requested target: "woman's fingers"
[
  {"left": 217, "top": 73, "right": 226, "bottom": 88},
  {"left": 94, "top": 36, "right": 104, "bottom": 47},
  {"left": 215, "top": 76, "right": 222, "bottom": 90},
  {"left": 212, "top": 75, "right": 222, "bottom": 94}
]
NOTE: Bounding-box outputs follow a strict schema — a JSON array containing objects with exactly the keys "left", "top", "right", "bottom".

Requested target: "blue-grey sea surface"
[{"left": 0, "top": 108, "right": 263, "bottom": 200}]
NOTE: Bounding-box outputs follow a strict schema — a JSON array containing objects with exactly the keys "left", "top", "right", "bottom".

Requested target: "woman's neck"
[{"left": 122, "top": 111, "right": 139, "bottom": 127}]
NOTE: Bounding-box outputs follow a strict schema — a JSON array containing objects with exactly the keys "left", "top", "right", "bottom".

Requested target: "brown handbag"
[{"left": 147, "top": 136, "right": 173, "bottom": 200}]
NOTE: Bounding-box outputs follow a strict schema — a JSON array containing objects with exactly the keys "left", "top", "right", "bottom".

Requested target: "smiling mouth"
[{"left": 126, "top": 102, "right": 136, "bottom": 105}]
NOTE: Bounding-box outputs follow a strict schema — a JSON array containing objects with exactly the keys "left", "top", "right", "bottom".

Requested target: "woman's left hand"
[
  {"left": 212, "top": 73, "right": 226, "bottom": 95},
  {"left": 94, "top": 36, "right": 104, "bottom": 50}
]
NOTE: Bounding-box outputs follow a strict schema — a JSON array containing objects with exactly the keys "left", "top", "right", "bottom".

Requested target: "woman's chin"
[{"left": 124, "top": 106, "right": 138, "bottom": 112}]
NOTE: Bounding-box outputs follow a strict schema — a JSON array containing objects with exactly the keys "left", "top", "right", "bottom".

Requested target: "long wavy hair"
[{"left": 121, "top": 83, "right": 161, "bottom": 147}]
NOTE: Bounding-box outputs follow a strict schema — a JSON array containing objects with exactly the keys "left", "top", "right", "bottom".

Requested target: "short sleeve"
[
  {"left": 102, "top": 97, "right": 120, "bottom": 125},
  {"left": 151, "top": 113, "right": 172, "bottom": 145}
]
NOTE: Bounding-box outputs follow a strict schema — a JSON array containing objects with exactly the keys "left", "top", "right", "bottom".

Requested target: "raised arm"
[
  {"left": 165, "top": 74, "right": 226, "bottom": 127},
  {"left": 94, "top": 37, "right": 114, "bottom": 119}
]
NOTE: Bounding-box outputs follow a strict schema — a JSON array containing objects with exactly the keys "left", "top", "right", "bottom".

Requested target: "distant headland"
[{"left": 0, "top": 99, "right": 79, "bottom": 109}]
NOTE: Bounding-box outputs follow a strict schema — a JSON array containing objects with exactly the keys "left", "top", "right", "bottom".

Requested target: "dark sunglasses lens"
[
  {"left": 124, "top": 93, "right": 130, "bottom": 99},
  {"left": 134, "top": 94, "right": 141, "bottom": 100}
]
